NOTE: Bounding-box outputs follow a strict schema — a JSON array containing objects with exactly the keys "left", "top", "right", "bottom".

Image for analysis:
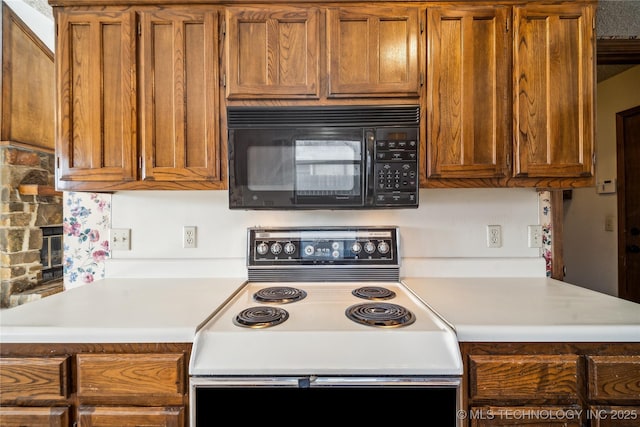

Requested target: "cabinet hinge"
[
  {"left": 222, "top": 73, "right": 226, "bottom": 88},
  {"left": 56, "top": 156, "right": 60, "bottom": 169},
  {"left": 138, "top": 21, "right": 142, "bottom": 37},
  {"left": 420, "top": 72, "right": 424, "bottom": 87},
  {"left": 420, "top": 20, "right": 424, "bottom": 34},
  {"left": 592, "top": 151, "right": 596, "bottom": 166},
  {"left": 506, "top": 153, "right": 511, "bottom": 169},
  {"left": 138, "top": 156, "right": 142, "bottom": 169},
  {"left": 506, "top": 17, "right": 510, "bottom": 33},
  {"left": 221, "top": 20, "right": 226, "bottom": 37}
]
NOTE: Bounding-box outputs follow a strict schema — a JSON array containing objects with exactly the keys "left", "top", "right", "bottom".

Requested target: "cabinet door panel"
[
  {"left": 78, "top": 406, "right": 183, "bottom": 427},
  {"left": 327, "top": 7, "right": 420, "bottom": 97},
  {"left": 0, "top": 357, "right": 69, "bottom": 402},
  {"left": 470, "top": 406, "right": 582, "bottom": 426},
  {"left": 513, "top": 4, "right": 594, "bottom": 178},
  {"left": 426, "top": 6, "right": 509, "bottom": 179},
  {"left": 56, "top": 11, "right": 136, "bottom": 184},
  {"left": 225, "top": 6, "right": 320, "bottom": 99},
  {"left": 587, "top": 356, "right": 640, "bottom": 402},
  {"left": 139, "top": 10, "right": 220, "bottom": 182},
  {"left": 0, "top": 407, "right": 69, "bottom": 427},
  {"left": 589, "top": 406, "right": 640, "bottom": 427},
  {"left": 76, "top": 353, "right": 185, "bottom": 405},
  {"left": 469, "top": 355, "right": 580, "bottom": 401}
]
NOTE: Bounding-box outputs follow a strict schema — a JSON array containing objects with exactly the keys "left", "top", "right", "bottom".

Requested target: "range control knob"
[
  {"left": 377, "top": 241, "right": 390, "bottom": 254},
  {"left": 284, "top": 242, "right": 296, "bottom": 255},
  {"left": 364, "top": 241, "right": 376, "bottom": 254},
  {"left": 351, "top": 242, "right": 362, "bottom": 254},
  {"left": 304, "top": 245, "right": 315, "bottom": 256},
  {"left": 256, "top": 242, "right": 269, "bottom": 256},
  {"left": 270, "top": 242, "right": 282, "bottom": 255}
]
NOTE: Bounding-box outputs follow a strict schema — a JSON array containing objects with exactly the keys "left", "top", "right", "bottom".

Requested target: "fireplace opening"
[{"left": 40, "top": 225, "right": 63, "bottom": 282}]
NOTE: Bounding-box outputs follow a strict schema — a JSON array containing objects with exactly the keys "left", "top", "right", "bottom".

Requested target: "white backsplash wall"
[{"left": 105, "top": 188, "right": 546, "bottom": 279}]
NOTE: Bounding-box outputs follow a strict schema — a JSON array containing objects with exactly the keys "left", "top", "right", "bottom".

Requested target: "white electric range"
[{"left": 189, "top": 226, "right": 463, "bottom": 426}]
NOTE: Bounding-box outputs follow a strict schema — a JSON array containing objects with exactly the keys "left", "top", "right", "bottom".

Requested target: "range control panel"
[{"left": 247, "top": 227, "right": 400, "bottom": 266}]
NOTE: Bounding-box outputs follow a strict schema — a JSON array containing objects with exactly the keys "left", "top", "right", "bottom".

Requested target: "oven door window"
[{"left": 294, "top": 140, "right": 361, "bottom": 200}]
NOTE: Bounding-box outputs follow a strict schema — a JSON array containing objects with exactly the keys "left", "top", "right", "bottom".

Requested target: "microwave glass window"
[
  {"left": 247, "top": 145, "right": 294, "bottom": 191},
  {"left": 295, "top": 140, "right": 361, "bottom": 193}
]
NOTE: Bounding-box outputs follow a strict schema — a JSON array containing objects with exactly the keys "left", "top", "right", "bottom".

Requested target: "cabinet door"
[
  {"left": 426, "top": 6, "right": 510, "bottom": 179},
  {"left": 470, "top": 406, "right": 582, "bottom": 426},
  {"left": 327, "top": 7, "right": 420, "bottom": 97},
  {"left": 139, "top": 10, "right": 221, "bottom": 183},
  {"left": 513, "top": 4, "right": 594, "bottom": 179},
  {"left": 78, "top": 406, "right": 183, "bottom": 427},
  {"left": 589, "top": 406, "right": 640, "bottom": 427},
  {"left": 225, "top": 6, "right": 320, "bottom": 99},
  {"left": 76, "top": 353, "right": 186, "bottom": 406},
  {"left": 0, "top": 407, "right": 69, "bottom": 427},
  {"left": 56, "top": 10, "right": 137, "bottom": 186},
  {"left": 0, "top": 357, "right": 69, "bottom": 403}
]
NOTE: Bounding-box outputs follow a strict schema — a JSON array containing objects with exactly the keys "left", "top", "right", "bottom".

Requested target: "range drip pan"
[
  {"left": 233, "top": 306, "right": 289, "bottom": 328},
  {"left": 253, "top": 286, "right": 307, "bottom": 304},
  {"left": 345, "top": 302, "right": 416, "bottom": 328}
]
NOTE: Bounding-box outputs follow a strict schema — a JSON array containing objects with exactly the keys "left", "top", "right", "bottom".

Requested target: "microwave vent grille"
[{"left": 228, "top": 105, "right": 419, "bottom": 128}]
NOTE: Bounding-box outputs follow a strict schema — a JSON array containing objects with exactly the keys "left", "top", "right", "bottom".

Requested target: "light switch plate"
[
  {"left": 110, "top": 228, "right": 131, "bottom": 250},
  {"left": 528, "top": 225, "right": 543, "bottom": 248}
]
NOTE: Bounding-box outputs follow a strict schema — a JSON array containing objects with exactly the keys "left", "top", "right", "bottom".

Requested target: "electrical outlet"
[
  {"left": 487, "top": 225, "right": 502, "bottom": 248},
  {"left": 183, "top": 226, "right": 197, "bottom": 248},
  {"left": 528, "top": 225, "right": 543, "bottom": 248},
  {"left": 110, "top": 228, "right": 131, "bottom": 250}
]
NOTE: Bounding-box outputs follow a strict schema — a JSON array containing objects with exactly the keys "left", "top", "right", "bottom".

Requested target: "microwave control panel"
[
  {"left": 248, "top": 227, "right": 400, "bottom": 266},
  {"left": 372, "top": 127, "right": 418, "bottom": 207}
]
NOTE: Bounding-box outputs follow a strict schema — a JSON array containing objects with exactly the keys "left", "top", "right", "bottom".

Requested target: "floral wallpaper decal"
[
  {"left": 63, "top": 192, "right": 112, "bottom": 289},
  {"left": 539, "top": 191, "right": 553, "bottom": 277}
]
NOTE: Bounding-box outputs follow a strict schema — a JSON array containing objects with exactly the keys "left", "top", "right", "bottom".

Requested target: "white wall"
[
  {"left": 563, "top": 65, "right": 640, "bottom": 296},
  {"left": 106, "top": 188, "right": 546, "bottom": 279}
]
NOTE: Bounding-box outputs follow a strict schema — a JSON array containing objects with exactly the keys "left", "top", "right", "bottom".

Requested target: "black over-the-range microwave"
[{"left": 227, "top": 105, "right": 420, "bottom": 210}]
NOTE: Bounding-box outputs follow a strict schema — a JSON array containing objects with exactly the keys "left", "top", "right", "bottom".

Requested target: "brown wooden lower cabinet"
[
  {"left": 460, "top": 343, "right": 640, "bottom": 427},
  {"left": 0, "top": 407, "right": 69, "bottom": 427},
  {"left": 588, "top": 406, "right": 640, "bottom": 427},
  {"left": 78, "top": 406, "right": 184, "bottom": 427},
  {"left": 469, "top": 406, "right": 582, "bottom": 427},
  {"left": 0, "top": 343, "right": 192, "bottom": 427}
]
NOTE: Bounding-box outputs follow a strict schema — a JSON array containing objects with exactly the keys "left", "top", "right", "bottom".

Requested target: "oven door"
[
  {"left": 191, "top": 376, "right": 461, "bottom": 426},
  {"left": 228, "top": 128, "right": 367, "bottom": 209}
]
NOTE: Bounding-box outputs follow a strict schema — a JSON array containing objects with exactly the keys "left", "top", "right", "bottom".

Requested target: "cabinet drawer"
[
  {"left": 469, "top": 355, "right": 580, "bottom": 401},
  {"left": 588, "top": 356, "right": 640, "bottom": 402},
  {"left": 0, "top": 406, "right": 69, "bottom": 427},
  {"left": 0, "top": 357, "right": 70, "bottom": 402},
  {"left": 77, "top": 353, "right": 185, "bottom": 403}
]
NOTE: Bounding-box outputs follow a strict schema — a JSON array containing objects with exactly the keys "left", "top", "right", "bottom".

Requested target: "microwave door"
[{"left": 294, "top": 139, "right": 364, "bottom": 207}]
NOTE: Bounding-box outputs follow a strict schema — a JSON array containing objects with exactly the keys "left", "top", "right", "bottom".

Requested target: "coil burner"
[
  {"left": 352, "top": 286, "right": 396, "bottom": 300},
  {"left": 253, "top": 286, "right": 307, "bottom": 304},
  {"left": 346, "top": 302, "right": 416, "bottom": 328},
  {"left": 233, "top": 306, "right": 289, "bottom": 328}
]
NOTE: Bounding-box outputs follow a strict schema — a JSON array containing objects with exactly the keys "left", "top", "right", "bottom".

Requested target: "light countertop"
[
  {"left": 402, "top": 277, "right": 640, "bottom": 342},
  {"left": 0, "top": 278, "right": 246, "bottom": 343},
  {"left": 2, "top": 277, "right": 639, "bottom": 344}
]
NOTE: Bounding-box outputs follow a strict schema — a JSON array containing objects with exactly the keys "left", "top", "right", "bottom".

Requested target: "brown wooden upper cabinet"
[
  {"left": 224, "top": 6, "right": 320, "bottom": 99},
  {"left": 138, "top": 10, "right": 221, "bottom": 184},
  {"left": 513, "top": 3, "right": 595, "bottom": 181},
  {"left": 327, "top": 6, "right": 421, "bottom": 98},
  {"left": 55, "top": 7, "right": 223, "bottom": 191},
  {"left": 426, "top": 6, "right": 510, "bottom": 180},
  {"left": 425, "top": 2, "right": 595, "bottom": 188},
  {"left": 56, "top": 10, "right": 137, "bottom": 187}
]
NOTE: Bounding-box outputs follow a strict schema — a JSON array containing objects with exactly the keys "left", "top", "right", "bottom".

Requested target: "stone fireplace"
[{"left": 0, "top": 144, "right": 63, "bottom": 308}]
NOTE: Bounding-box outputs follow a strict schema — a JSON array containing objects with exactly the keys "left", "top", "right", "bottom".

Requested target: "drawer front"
[
  {"left": 0, "top": 357, "right": 69, "bottom": 402},
  {"left": 588, "top": 356, "right": 640, "bottom": 402},
  {"left": 0, "top": 406, "right": 69, "bottom": 427},
  {"left": 469, "top": 355, "right": 580, "bottom": 401},
  {"left": 76, "top": 353, "right": 185, "bottom": 402}
]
